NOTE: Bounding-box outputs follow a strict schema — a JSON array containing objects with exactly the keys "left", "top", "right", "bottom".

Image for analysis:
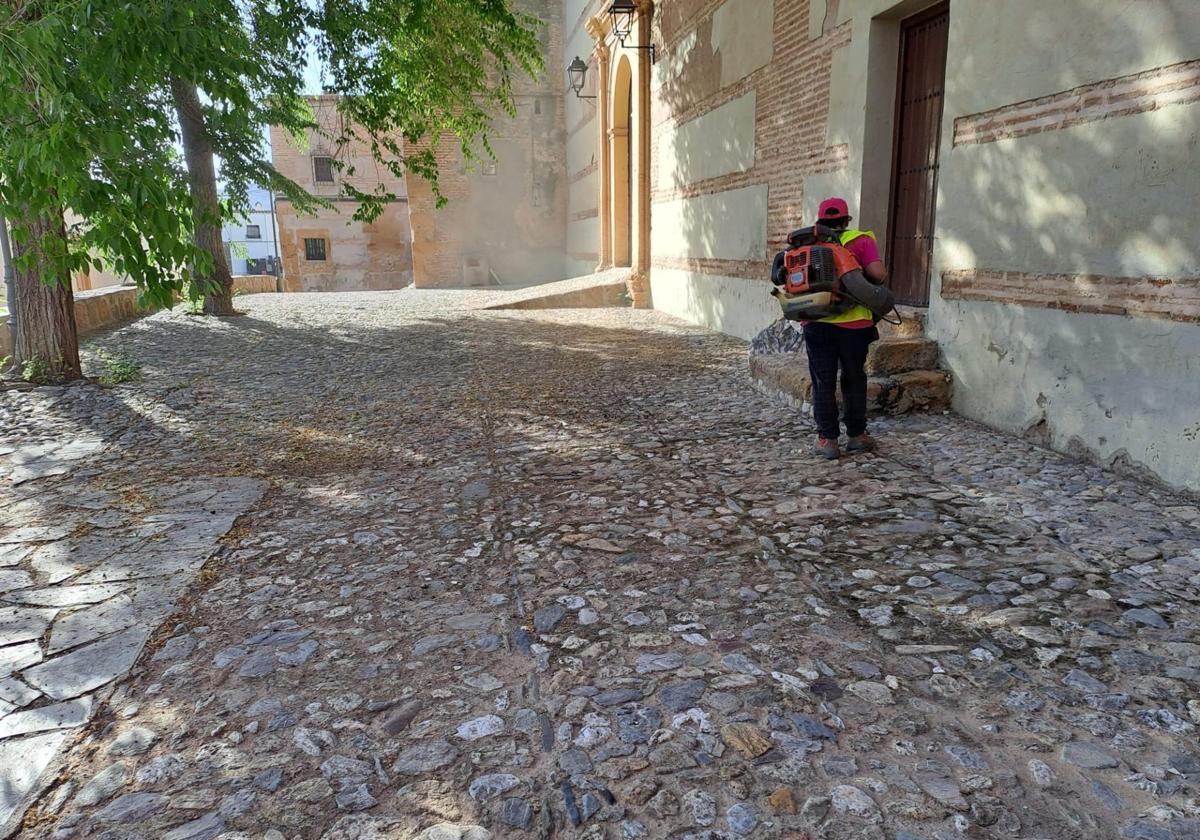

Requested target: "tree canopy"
[
  {"left": 315, "top": 0, "right": 544, "bottom": 214},
  {"left": 2, "top": 0, "right": 208, "bottom": 308},
  {"left": 0, "top": 0, "right": 544, "bottom": 310}
]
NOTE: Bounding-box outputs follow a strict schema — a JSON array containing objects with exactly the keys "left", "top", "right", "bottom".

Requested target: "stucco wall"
[
  {"left": 651, "top": 269, "right": 778, "bottom": 340},
  {"left": 275, "top": 201, "right": 413, "bottom": 293},
  {"left": 657, "top": 93, "right": 757, "bottom": 188},
  {"left": 408, "top": 0, "right": 568, "bottom": 288},
  {"left": 563, "top": 0, "right": 604, "bottom": 273},
  {"left": 650, "top": 185, "right": 768, "bottom": 262},
  {"left": 936, "top": 301, "right": 1200, "bottom": 493},
  {"left": 925, "top": 0, "right": 1200, "bottom": 492}
]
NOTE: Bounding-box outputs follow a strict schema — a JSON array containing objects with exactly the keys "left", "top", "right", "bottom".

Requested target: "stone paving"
[
  {"left": 1, "top": 290, "right": 1198, "bottom": 840},
  {"left": 0, "top": 413, "right": 265, "bottom": 830}
]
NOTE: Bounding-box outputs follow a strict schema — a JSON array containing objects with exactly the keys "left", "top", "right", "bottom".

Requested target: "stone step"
[
  {"left": 870, "top": 369, "right": 953, "bottom": 415},
  {"left": 866, "top": 336, "right": 940, "bottom": 376},
  {"left": 484, "top": 270, "right": 631, "bottom": 310},
  {"left": 749, "top": 352, "right": 952, "bottom": 416},
  {"left": 877, "top": 305, "right": 927, "bottom": 338}
]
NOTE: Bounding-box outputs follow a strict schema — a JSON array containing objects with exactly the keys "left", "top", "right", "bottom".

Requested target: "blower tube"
[{"left": 839, "top": 269, "right": 900, "bottom": 324}]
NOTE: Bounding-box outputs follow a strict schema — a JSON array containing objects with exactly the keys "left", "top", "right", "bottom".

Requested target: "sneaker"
[
  {"left": 813, "top": 437, "right": 840, "bottom": 460},
  {"left": 845, "top": 433, "right": 876, "bottom": 453}
]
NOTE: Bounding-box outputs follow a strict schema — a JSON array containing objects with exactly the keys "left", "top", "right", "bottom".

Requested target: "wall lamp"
[
  {"left": 567, "top": 56, "right": 596, "bottom": 99},
  {"left": 607, "top": 0, "right": 657, "bottom": 63}
]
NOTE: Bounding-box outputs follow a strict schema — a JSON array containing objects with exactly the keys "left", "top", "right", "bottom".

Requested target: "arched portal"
[
  {"left": 611, "top": 55, "right": 633, "bottom": 268},
  {"left": 589, "top": 4, "right": 653, "bottom": 305}
]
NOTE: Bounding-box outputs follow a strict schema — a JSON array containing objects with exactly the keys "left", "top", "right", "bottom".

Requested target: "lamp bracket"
[{"left": 616, "top": 38, "right": 657, "bottom": 63}]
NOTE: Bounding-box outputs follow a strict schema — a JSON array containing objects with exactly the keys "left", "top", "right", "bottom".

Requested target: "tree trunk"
[
  {"left": 170, "top": 77, "right": 235, "bottom": 316},
  {"left": 4, "top": 2, "right": 80, "bottom": 382},
  {"left": 11, "top": 210, "right": 81, "bottom": 382}
]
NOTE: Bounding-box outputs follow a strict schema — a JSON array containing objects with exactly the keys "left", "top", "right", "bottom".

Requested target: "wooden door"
[{"left": 887, "top": 2, "right": 949, "bottom": 306}]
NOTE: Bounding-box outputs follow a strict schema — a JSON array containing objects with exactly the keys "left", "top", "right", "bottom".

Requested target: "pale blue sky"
[
  {"left": 226, "top": 45, "right": 324, "bottom": 190},
  {"left": 302, "top": 45, "right": 325, "bottom": 95}
]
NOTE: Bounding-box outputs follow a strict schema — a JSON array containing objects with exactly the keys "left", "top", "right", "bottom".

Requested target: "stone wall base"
[{"left": 1, "top": 276, "right": 279, "bottom": 359}]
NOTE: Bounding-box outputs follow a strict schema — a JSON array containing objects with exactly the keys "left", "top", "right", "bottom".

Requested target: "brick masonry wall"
[
  {"left": 405, "top": 133, "right": 489, "bottom": 287},
  {"left": 941, "top": 269, "right": 1200, "bottom": 324},
  {"left": 648, "top": 0, "right": 852, "bottom": 283},
  {"left": 270, "top": 97, "right": 414, "bottom": 292},
  {"left": 231, "top": 276, "right": 278, "bottom": 296},
  {"left": 953, "top": 59, "right": 1200, "bottom": 146}
]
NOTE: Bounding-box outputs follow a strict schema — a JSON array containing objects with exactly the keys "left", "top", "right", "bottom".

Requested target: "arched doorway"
[{"left": 611, "top": 55, "right": 633, "bottom": 268}]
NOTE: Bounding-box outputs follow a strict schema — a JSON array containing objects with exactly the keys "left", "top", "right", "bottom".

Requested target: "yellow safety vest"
[{"left": 817, "top": 229, "right": 876, "bottom": 325}]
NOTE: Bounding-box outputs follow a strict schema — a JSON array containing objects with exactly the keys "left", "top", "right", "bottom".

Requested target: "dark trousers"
[{"left": 803, "top": 322, "right": 878, "bottom": 439}]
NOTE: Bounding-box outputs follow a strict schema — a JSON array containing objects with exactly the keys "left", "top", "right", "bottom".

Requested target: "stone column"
[
  {"left": 591, "top": 35, "right": 612, "bottom": 270},
  {"left": 629, "top": 0, "right": 656, "bottom": 308}
]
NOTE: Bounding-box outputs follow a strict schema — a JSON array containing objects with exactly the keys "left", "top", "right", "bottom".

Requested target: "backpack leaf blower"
[{"left": 770, "top": 224, "right": 899, "bottom": 324}]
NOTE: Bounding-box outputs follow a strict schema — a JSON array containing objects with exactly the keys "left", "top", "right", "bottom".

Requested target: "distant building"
[
  {"left": 1, "top": 192, "right": 279, "bottom": 315},
  {"left": 221, "top": 186, "right": 280, "bottom": 277},
  {"left": 269, "top": 0, "right": 567, "bottom": 291},
  {"left": 4, "top": 200, "right": 276, "bottom": 299},
  {"left": 404, "top": 0, "right": 568, "bottom": 288},
  {"left": 62, "top": 211, "right": 125, "bottom": 293},
  {"left": 70, "top": 263, "right": 124, "bottom": 293},
  {"left": 269, "top": 97, "right": 415, "bottom": 293}
]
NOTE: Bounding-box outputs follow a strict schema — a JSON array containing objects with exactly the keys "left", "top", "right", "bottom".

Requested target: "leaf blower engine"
[{"left": 770, "top": 224, "right": 896, "bottom": 322}]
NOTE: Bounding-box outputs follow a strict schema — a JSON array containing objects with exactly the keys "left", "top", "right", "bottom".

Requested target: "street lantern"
[
  {"left": 605, "top": 0, "right": 657, "bottom": 63},
  {"left": 606, "top": 0, "right": 637, "bottom": 45},
  {"left": 567, "top": 56, "right": 596, "bottom": 99}
]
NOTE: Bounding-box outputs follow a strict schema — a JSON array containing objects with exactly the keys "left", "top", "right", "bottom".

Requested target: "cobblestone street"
[{"left": 2, "top": 291, "right": 1199, "bottom": 840}]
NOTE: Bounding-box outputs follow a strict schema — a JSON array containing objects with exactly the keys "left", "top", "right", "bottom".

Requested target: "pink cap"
[{"left": 817, "top": 197, "right": 851, "bottom": 221}]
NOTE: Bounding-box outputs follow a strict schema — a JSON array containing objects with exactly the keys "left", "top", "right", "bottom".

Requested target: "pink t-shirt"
[
  {"left": 845, "top": 233, "right": 881, "bottom": 268},
  {"left": 822, "top": 232, "right": 880, "bottom": 329}
]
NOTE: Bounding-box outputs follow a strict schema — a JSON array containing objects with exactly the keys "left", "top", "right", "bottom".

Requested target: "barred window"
[
  {"left": 313, "top": 156, "right": 335, "bottom": 183},
  {"left": 304, "top": 238, "right": 327, "bottom": 261},
  {"left": 245, "top": 224, "right": 261, "bottom": 239}
]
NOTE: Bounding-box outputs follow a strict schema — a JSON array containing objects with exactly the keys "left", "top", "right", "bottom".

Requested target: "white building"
[{"left": 221, "top": 186, "right": 281, "bottom": 276}]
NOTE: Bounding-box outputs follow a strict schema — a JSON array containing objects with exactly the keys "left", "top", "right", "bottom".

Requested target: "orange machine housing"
[{"left": 781, "top": 227, "right": 861, "bottom": 296}]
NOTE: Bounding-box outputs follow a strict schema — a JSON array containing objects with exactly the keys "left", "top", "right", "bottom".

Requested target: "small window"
[
  {"left": 304, "top": 237, "right": 327, "bottom": 261},
  {"left": 534, "top": 99, "right": 542, "bottom": 115},
  {"left": 245, "top": 224, "right": 261, "bottom": 239},
  {"left": 481, "top": 162, "right": 497, "bottom": 177},
  {"left": 313, "top": 156, "right": 335, "bottom": 183}
]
